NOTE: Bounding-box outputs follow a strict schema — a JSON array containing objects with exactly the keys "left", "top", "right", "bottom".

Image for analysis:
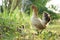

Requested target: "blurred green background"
[{"left": 0, "top": 0, "right": 60, "bottom": 40}]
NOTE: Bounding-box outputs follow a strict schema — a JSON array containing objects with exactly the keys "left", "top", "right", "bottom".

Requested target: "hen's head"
[
  {"left": 32, "top": 5, "right": 38, "bottom": 11},
  {"left": 43, "top": 11, "right": 51, "bottom": 23},
  {"left": 32, "top": 5, "right": 36, "bottom": 9}
]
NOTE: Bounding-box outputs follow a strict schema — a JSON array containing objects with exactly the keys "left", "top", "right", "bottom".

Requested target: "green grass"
[{"left": 0, "top": 7, "right": 60, "bottom": 40}]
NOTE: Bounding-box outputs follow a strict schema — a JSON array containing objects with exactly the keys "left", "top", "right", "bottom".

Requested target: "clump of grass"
[
  {"left": 0, "top": 1, "right": 60, "bottom": 40},
  {"left": 0, "top": 7, "right": 59, "bottom": 40}
]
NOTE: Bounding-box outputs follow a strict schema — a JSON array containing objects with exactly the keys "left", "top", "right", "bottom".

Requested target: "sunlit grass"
[
  {"left": 0, "top": 10, "right": 60, "bottom": 40},
  {"left": 0, "top": 4, "right": 60, "bottom": 40}
]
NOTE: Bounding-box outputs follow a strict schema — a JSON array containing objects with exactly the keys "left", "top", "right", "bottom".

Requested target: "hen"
[{"left": 31, "top": 5, "right": 50, "bottom": 31}]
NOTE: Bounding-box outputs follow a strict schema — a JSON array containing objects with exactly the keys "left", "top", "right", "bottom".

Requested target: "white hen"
[{"left": 31, "top": 5, "right": 50, "bottom": 30}]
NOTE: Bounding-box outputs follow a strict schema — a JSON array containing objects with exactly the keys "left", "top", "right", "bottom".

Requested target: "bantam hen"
[{"left": 31, "top": 5, "right": 50, "bottom": 32}]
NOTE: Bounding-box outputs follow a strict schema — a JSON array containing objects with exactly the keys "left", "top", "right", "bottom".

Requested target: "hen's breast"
[{"left": 31, "top": 17, "right": 46, "bottom": 30}]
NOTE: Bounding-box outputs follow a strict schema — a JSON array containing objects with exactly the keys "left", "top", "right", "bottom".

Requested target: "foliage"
[
  {"left": 0, "top": 0, "right": 60, "bottom": 40},
  {"left": 0, "top": 6, "right": 60, "bottom": 40}
]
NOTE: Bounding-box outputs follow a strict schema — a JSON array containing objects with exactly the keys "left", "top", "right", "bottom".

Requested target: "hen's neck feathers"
[{"left": 32, "top": 5, "right": 38, "bottom": 18}]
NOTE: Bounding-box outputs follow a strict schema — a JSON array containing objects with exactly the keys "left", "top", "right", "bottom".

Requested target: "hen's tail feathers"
[{"left": 43, "top": 11, "right": 51, "bottom": 24}]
